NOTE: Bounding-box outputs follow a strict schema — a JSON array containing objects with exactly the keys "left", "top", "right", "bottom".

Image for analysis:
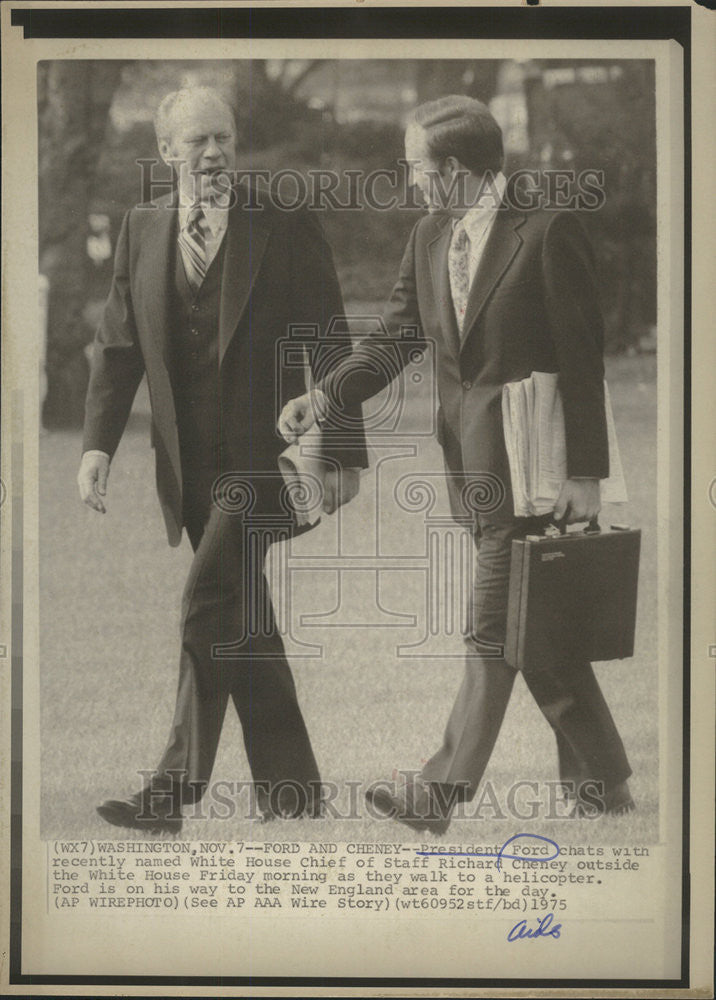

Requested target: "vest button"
[
  {"left": 191, "top": 328, "right": 198, "bottom": 336},
  {"left": 462, "top": 379, "right": 472, "bottom": 390}
]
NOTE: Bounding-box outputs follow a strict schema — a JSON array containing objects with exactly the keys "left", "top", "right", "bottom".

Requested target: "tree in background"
[
  {"left": 232, "top": 60, "right": 324, "bottom": 150},
  {"left": 39, "top": 60, "right": 130, "bottom": 428},
  {"left": 522, "top": 60, "right": 657, "bottom": 352}
]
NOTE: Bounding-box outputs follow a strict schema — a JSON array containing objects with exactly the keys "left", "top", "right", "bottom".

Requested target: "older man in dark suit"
[
  {"left": 280, "top": 95, "right": 633, "bottom": 833},
  {"left": 78, "top": 86, "right": 366, "bottom": 832}
]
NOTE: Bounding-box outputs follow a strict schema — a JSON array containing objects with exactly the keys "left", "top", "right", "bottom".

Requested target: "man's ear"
[
  {"left": 158, "top": 139, "right": 173, "bottom": 166},
  {"left": 443, "top": 155, "right": 462, "bottom": 177}
]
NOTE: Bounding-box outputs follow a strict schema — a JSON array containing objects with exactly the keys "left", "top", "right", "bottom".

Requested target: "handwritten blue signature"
[
  {"left": 508, "top": 912, "right": 562, "bottom": 941},
  {"left": 416, "top": 832, "right": 560, "bottom": 872}
]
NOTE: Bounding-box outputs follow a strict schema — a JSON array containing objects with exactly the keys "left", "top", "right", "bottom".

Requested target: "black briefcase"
[{"left": 505, "top": 523, "right": 641, "bottom": 671}]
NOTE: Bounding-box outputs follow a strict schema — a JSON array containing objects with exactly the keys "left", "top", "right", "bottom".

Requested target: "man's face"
[
  {"left": 160, "top": 95, "right": 237, "bottom": 204},
  {"left": 404, "top": 124, "right": 448, "bottom": 214}
]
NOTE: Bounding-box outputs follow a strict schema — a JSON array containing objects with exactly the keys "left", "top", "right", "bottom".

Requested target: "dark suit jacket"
[
  {"left": 83, "top": 185, "right": 367, "bottom": 546},
  {"left": 322, "top": 201, "right": 609, "bottom": 520}
]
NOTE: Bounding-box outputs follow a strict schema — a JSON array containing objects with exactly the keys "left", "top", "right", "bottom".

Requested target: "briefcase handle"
[{"left": 549, "top": 517, "right": 601, "bottom": 536}]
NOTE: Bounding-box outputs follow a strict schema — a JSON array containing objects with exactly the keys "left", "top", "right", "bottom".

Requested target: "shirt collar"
[{"left": 453, "top": 171, "right": 507, "bottom": 236}]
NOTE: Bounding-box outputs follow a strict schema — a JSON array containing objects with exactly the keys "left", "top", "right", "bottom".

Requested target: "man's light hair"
[{"left": 154, "top": 86, "right": 237, "bottom": 145}]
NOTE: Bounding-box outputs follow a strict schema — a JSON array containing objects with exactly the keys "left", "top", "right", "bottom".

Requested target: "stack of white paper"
[{"left": 502, "top": 371, "right": 628, "bottom": 518}]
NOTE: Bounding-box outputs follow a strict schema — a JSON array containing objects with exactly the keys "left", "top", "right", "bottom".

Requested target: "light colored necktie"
[
  {"left": 178, "top": 205, "right": 210, "bottom": 291},
  {"left": 448, "top": 222, "right": 470, "bottom": 335}
]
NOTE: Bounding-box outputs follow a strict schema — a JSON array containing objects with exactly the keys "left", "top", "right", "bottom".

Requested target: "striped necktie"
[
  {"left": 178, "top": 204, "right": 210, "bottom": 291},
  {"left": 448, "top": 222, "right": 470, "bottom": 336}
]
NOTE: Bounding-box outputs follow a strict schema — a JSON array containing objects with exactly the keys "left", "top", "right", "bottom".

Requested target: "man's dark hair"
[{"left": 409, "top": 95, "right": 504, "bottom": 176}]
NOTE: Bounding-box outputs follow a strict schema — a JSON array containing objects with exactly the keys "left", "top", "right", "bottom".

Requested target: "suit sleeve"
[
  {"left": 82, "top": 210, "right": 146, "bottom": 458},
  {"left": 541, "top": 212, "right": 609, "bottom": 479},
  {"left": 319, "top": 219, "right": 426, "bottom": 415},
  {"left": 289, "top": 208, "right": 368, "bottom": 470}
]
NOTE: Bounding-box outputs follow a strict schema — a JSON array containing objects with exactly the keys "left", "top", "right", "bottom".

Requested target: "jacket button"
[
  {"left": 462, "top": 379, "right": 472, "bottom": 390},
  {"left": 191, "top": 328, "right": 199, "bottom": 336}
]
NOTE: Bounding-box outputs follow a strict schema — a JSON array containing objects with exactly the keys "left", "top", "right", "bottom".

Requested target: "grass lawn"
[{"left": 39, "top": 352, "right": 659, "bottom": 845}]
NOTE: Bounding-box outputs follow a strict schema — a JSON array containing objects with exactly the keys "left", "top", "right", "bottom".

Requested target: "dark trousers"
[
  {"left": 150, "top": 463, "right": 321, "bottom": 815},
  {"left": 421, "top": 510, "right": 632, "bottom": 800}
]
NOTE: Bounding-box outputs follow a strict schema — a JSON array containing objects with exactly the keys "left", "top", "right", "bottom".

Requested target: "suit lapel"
[
  {"left": 219, "top": 193, "right": 272, "bottom": 366},
  {"left": 427, "top": 217, "right": 461, "bottom": 360},
  {"left": 132, "top": 194, "right": 182, "bottom": 490},
  {"left": 137, "top": 195, "right": 178, "bottom": 368},
  {"left": 459, "top": 207, "right": 526, "bottom": 352}
]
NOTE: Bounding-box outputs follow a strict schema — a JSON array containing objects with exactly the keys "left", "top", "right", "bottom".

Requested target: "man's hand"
[
  {"left": 553, "top": 478, "right": 601, "bottom": 525},
  {"left": 322, "top": 468, "right": 360, "bottom": 515},
  {"left": 278, "top": 389, "right": 327, "bottom": 444},
  {"left": 77, "top": 452, "right": 110, "bottom": 513}
]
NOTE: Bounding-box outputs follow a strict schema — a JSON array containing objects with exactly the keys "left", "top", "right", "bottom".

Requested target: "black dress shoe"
[
  {"left": 569, "top": 780, "right": 635, "bottom": 819},
  {"left": 366, "top": 778, "right": 451, "bottom": 835},
  {"left": 96, "top": 794, "right": 182, "bottom": 835}
]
